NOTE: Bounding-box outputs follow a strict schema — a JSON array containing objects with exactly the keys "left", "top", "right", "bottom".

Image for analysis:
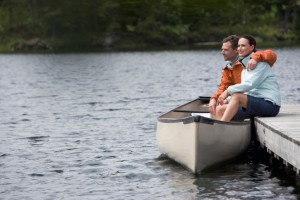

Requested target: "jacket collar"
[
  {"left": 238, "top": 53, "right": 252, "bottom": 69},
  {"left": 223, "top": 56, "right": 239, "bottom": 70}
]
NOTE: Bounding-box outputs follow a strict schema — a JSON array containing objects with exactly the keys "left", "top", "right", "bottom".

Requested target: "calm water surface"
[{"left": 0, "top": 48, "right": 300, "bottom": 199}]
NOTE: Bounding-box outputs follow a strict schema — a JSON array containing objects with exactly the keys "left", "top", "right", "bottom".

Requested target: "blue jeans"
[{"left": 233, "top": 95, "right": 280, "bottom": 120}]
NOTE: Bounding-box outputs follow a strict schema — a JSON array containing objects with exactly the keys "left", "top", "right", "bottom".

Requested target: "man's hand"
[
  {"left": 208, "top": 98, "right": 217, "bottom": 114},
  {"left": 247, "top": 58, "right": 258, "bottom": 71}
]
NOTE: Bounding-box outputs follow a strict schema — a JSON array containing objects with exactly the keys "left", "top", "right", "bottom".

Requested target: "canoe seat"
[{"left": 191, "top": 113, "right": 211, "bottom": 118}]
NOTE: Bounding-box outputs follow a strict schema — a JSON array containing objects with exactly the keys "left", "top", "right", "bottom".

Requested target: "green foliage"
[{"left": 0, "top": 0, "right": 299, "bottom": 51}]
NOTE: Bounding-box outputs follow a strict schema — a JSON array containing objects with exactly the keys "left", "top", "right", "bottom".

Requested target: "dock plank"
[{"left": 254, "top": 105, "right": 300, "bottom": 173}]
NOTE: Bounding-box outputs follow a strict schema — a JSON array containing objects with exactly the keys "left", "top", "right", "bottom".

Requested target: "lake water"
[{"left": 0, "top": 48, "right": 300, "bottom": 200}]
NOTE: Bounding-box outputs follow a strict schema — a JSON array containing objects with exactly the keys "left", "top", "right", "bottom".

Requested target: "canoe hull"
[{"left": 156, "top": 98, "right": 251, "bottom": 173}]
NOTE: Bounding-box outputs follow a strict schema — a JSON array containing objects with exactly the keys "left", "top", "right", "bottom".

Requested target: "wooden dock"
[{"left": 254, "top": 105, "right": 300, "bottom": 173}]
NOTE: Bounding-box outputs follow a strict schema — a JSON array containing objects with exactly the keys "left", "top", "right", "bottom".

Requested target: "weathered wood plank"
[{"left": 254, "top": 105, "right": 300, "bottom": 173}]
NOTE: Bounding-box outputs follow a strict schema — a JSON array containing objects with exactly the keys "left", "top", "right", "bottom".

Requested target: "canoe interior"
[
  {"left": 159, "top": 97, "right": 210, "bottom": 120},
  {"left": 158, "top": 97, "right": 251, "bottom": 124}
]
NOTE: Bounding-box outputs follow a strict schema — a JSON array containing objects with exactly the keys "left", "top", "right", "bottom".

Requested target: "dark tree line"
[{"left": 0, "top": 0, "right": 299, "bottom": 51}]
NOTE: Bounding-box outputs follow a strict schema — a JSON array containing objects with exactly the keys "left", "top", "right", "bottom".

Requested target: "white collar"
[{"left": 223, "top": 56, "right": 239, "bottom": 70}]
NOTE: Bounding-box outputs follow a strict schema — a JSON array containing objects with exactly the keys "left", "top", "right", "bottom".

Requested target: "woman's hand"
[{"left": 218, "top": 90, "right": 229, "bottom": 105}]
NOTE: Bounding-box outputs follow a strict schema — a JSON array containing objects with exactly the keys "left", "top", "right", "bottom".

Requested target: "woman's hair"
[
  {"left": 222, "top": 35, "right": 239, "bottom": 50},
  {"left": 240, "top": 35, "right": 257, "bottom": 52}
]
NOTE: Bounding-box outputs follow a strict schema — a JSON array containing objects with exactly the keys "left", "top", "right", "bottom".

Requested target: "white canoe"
[{"left": 156, "top": 97, "right": 251, "bottom": 173}]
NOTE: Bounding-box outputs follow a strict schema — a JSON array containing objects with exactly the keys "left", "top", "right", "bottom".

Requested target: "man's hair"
[
  {"left": 222, "top": 35, "right": 239, "bottom": 50},
  {"left": 240, "top": 35, "right": 257, "bottom": 52}
]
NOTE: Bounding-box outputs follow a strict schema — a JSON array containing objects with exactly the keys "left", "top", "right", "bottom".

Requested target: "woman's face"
[{"left": 237, "top": 38, "right": 255, "bottom": 58}]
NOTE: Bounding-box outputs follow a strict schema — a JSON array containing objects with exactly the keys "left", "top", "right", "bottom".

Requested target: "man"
[{"left": 209, "top": 35, "right": 277, "bottom": 119}]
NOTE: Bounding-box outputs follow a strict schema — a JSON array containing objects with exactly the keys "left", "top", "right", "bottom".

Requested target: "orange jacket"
[{"left": 211, "top": 49, "right": 277, "bottom": 100}]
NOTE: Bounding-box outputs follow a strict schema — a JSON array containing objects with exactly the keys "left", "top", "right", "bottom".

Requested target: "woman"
[{"left": 216, "top": 35, "right": 281, "bottom": 121}]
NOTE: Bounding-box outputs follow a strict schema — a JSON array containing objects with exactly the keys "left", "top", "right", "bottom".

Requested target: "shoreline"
[{"left": 0, "top": 41, "right": 299, "bottom": 54}]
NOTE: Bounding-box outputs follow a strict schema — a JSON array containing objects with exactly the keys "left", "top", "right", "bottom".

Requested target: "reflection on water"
[{"left": 0, "top": 49, "right": 299, "bottom": 199}]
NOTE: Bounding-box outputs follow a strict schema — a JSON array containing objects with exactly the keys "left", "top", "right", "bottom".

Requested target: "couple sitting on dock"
[{"left": 208, "top": 35, "right": 281, "bottom": 122}]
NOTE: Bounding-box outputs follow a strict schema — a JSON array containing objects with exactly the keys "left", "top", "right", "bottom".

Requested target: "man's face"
[{"left": 221, "top": 42, "right": 238, "bottom": 62}]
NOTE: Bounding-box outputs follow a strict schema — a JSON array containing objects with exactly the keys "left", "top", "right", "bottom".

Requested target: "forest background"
[{"left": 0, "top": 0, "right": 300, "bottom": 52}]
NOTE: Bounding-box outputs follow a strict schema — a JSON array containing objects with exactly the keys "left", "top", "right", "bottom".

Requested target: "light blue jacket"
[{"left": 227, "top": 54, "right": 281, "bottom": 106}]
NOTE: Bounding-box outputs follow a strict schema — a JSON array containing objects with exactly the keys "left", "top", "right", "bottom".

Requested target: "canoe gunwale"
[{"left": 158, "top": 114, "right": 251, "bottom": 126}]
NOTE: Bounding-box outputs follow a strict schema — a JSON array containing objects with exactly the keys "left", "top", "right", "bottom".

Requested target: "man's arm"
[
  {"left": 247, "top": 49, "right": 277, "bottom": 70},
  {"left": 209, "top": 69, "right": 232, "bottom": 114},
  {"left": 211, "top": 69, "right": 232, "bottom": 100}
]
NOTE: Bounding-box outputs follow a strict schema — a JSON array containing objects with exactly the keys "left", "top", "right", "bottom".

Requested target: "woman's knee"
[
  {"left": 231, "top": 93, "right": 243, "bottom": 100},
  {"left": 231, "top": 93, "right": 247, "bottom": 107}
]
